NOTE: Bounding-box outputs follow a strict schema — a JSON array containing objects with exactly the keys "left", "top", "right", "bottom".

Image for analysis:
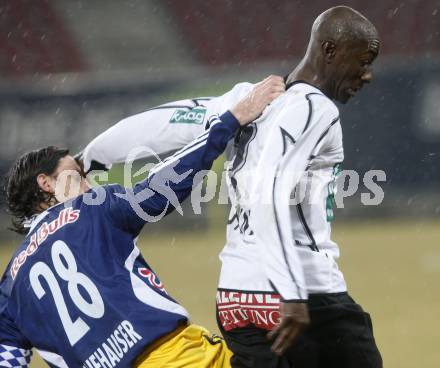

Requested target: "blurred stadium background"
[{"left": 0, "top": 0, "right": 439, "bottom": 367}]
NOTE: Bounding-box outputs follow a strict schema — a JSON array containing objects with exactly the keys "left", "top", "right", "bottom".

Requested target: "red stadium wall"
[
  {"left": 164, "top": 0, "right": 440, "bottom": 65},
  {"left": 0, "top": 0, "right": 85, "bottom": 77}
]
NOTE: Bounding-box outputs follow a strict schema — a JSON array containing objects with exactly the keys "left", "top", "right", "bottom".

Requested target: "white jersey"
[
  {"left": 219, "top": 82, "right": 346, "bottom": 302},
  {"left": 82, "top": 81, "right": 347, "bottom": 304}
]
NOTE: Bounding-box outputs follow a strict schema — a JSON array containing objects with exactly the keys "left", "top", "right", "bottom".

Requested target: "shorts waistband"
[{"left": 307, "top": 292, "right": 353, "bottom": 307}]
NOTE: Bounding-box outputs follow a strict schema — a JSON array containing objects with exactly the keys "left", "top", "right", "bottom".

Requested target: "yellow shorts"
[{"left": 135, "top": 324, "right": 232, "bottom": 368}]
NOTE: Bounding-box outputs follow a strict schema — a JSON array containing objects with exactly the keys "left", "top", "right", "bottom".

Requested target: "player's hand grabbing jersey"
[{"left": 0, "top": 113, "right": 240, "bottom": 367}]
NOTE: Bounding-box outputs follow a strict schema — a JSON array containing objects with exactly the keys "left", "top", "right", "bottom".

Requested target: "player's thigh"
[
  {"left": 325, "top": 310, "right": 382, "bottom": 368},
  {"left": 285, "top": 294, "right": 381, "bottom": 368},
  {"left": 136, "top": 324, "right": 232, "bottom": 368},
  {"left": 285, "top": 332, "right": 320, "bottom": 368},
  {"left": 220, "top": 325, "right": 293, "bottom": 368},
  {"left": 309, "top": 301, "right": 382, "bottom": 368}
]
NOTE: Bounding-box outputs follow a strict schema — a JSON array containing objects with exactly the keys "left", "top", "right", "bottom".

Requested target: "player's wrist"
[
  {"left": 229, "top": 107, "right": 248, "bottom": 126},
  {"left": 219, "top": 111, "right": 241, "bottom": 131}
]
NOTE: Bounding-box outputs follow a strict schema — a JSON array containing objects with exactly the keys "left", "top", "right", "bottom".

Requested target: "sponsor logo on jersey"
[
  {"left": 169, "top": 107, "right": 206, "bottom": 125},
  {"left": 82, "top": 320, "right": 142, "bottom": 368},
  {"left": 216, "top": 290, "right": 281, "bottom": 331},
  {"left": 10, "top": 207, "right": 80, "bottom": 279},
  {"left": 138, "top": 267, "right": 167, "bottom": 294},
  {"left": 326, "top": 163, "right": 342, "bottom": 222}
]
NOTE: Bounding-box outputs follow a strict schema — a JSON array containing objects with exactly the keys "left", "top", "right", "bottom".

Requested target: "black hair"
[{"left": 4, "top": 146, "right": 69, "bottom": 234}]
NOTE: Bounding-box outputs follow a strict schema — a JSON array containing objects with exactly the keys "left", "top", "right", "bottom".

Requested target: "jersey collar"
[
  {"left": 283, "top": 76, "right": 325, "bottom": 95},
  {"left": 26, "top": 202, "right": 64, "bottom": 235}
]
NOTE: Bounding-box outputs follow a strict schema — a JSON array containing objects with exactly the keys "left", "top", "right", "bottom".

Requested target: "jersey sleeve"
[
  {"left": 250, "top": 97, "right": 340, "bottom": 301},
  {"left": 81, "top": 99, "right": 207, "bottom": 172},
  {"left": 101, "top": 111, "right": 241, "bottom": 235},
  {"left": 0, "top": 305, "right": 33, "bottom": 367},
  {"left": 81, "top": 83, "right": 254, "bottom": 173}
]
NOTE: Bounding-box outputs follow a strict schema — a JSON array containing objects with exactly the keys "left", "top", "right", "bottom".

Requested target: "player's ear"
[
  {"left": 322, "top": 40, "right": 336, "bottom": 64},
  {"left": 36, "top": 173, "right": 55, "bottom": 194}
]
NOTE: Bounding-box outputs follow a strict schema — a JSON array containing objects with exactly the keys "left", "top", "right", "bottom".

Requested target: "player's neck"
[
  {"left": 35, "top": 197, "right": 59, "bottom": 213},
  {"left": 286, "top": 60, "right": 326, "bottom": 93}
]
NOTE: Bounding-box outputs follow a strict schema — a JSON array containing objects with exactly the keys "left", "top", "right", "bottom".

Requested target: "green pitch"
[{"left": 1, "top": 220, "right": 439, "bottom": 368}]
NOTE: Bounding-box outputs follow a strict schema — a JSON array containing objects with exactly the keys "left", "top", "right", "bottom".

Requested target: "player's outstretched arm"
[
  {"left": 105, "top": 76, "right": 285, "bottom": 234},
  {"left": 80, "top": 98, "right": 209, "bottom": 173},
  {"left": 80, "top": 82, "right": 256, "bottom": 173}
]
